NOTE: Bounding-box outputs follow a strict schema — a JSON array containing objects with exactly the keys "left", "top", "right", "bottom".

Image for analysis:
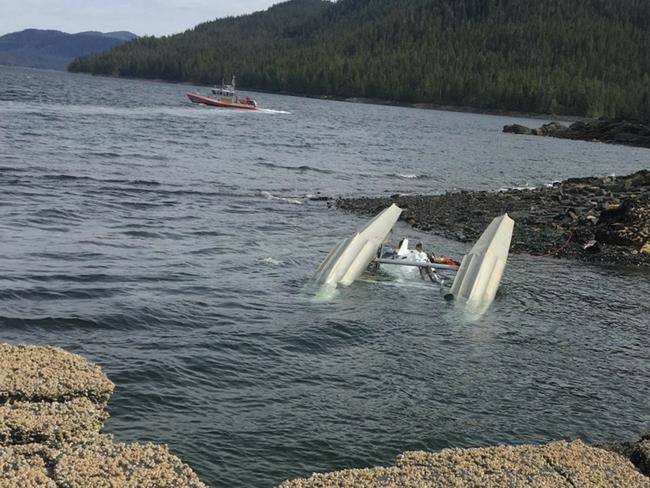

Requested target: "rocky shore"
[
  {"left": 336, "top": 170, "right": 650, "bottom": 267},
  {"left": 2, "top": 343, "right": 649, "bottom": 487},
  {"left": 0, "top": 343, "right": 206, "bottom": 487},
  {"left": 503, "top": 118, "right": 650, "bottom": 148},
  {"left": 280, "top": 436, "right": 650, "bottom": 487}
]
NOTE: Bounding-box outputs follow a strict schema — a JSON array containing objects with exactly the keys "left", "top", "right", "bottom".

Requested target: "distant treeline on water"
[{"left": 69, "top": 0, "right": 650, "bottom": 120}]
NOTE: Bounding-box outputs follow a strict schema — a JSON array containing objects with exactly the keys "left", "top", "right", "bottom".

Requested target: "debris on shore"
[
  {"left": 0, "top": 343, "right": 206, "bottom": 487},
  {"left": 503, "top": 118, "right": 650, "bottom": 149},
  {"left": 337, "top": 170, "right": 650, "bottom": 267}
]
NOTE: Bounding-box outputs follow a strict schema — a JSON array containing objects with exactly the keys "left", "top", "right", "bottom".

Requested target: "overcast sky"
[{"left": 1, "top": 0, "right": 289, "bottom": 37}]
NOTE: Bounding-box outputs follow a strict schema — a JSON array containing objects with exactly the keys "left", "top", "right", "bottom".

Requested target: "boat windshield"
[{"left": 212, "top": 88, "right": 234, "bottom": 97}]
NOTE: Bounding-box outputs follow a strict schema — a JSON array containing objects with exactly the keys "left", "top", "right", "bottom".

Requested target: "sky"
[{"left": 1, "top": 0, "right": 288, "bottom": 37}]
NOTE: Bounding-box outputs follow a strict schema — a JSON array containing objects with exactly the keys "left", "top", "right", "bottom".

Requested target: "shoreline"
[
  {"left": 336, "top": 170, "right": 650, "bottom": 268},
  {"left": 61, "top": 67, "right": 585, "bottom": 122},
  {"left": 2, "top": 343, "right": 648, "bottom": 487},
  {"left": 0, "top": 343, "right": 207, "bottom": 487},
  {"left": 280, "top": 435, "right": 650, "bottom": 487},
  {"left": 244, "top": 88, "right": 587, "bottom": 122},
  {"left": 17, "top": 66, "right": 648, "bottom": 132},
  {"left": 504, "top": 120, "right": 650, "bottom": 149}
]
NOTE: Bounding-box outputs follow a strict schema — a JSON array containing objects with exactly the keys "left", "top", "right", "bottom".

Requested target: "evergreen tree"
[{"left": 68, "top": 0, "right": 650, "bottom": 120}]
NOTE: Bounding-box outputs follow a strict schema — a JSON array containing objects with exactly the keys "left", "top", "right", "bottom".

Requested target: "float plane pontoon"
[{"left": 313, "top": 203, "right": 514, "bottom": 311}]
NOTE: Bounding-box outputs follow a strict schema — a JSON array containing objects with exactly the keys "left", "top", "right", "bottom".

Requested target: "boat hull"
[{"left": 187, "top": 93, "right": 257, "bottom": 110}]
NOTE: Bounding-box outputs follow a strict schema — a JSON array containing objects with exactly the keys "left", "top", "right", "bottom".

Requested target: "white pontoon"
[
  {"left": 313, "top": 204, "right": 514, "bottom": 311},
  {"left": 313, "top": 204, "right": 402, "bottom": 287}
]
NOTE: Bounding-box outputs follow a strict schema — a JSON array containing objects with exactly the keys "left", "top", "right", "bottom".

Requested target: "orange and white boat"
[{"left": 187, "top": 76, "right": 258, "bottom": 110}]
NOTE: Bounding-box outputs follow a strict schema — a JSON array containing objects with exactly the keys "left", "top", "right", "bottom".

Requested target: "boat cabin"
[{"left": 211, "top": 85, "right": 235, "bottom": 100}]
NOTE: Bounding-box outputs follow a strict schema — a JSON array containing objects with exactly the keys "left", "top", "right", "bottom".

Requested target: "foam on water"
[{"left": 259, "top": 190, "right": 303, "bottom": 205}]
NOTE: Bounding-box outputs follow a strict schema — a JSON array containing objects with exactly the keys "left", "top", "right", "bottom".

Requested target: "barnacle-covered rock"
[
  {"left": 278, "top": 440, "right": 650, "bottom": 487},
  {"left": 0, "top": 445, "right": 57, "bottom": 488},
  {"left": 0, "top": 397, "right": 107, "bottom": 446},
  {"left": 0, "top": 344, "right": 114, "bottom": 405},
  {"left": 53, "top": 440, "right": 208, "bottom": 488},
  {"left": 0, "top": 343, "right": 207, "bottom": 487}
]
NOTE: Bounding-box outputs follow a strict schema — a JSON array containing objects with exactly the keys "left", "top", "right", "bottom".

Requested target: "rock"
[
  {"left": 336, "top": 169, "right": 650, "bottom": 267},
  {"left": 598, "top": 199, "right": 636, "bottom": 224},
  {"left": 0, "top": 445, "right": 57, "bottom": 488},
  {"left": 53, "top": 440, "right": 207, "bottom": 488},
  {"left": 0, "top": 344, "right": 114, "bottom": 405},
  {"left": 278, "top": 440, "right": 650, "bottom": 488},
  {"left": 505, "top": 118, "right": 650, "bottom": 148},
  {"left": 0, "top": 343, "right": 206, "bottom": 487},
  {"left": 569, "top": 121, "right": 589, "bottom": 131},
  {"left": 503, "top": 124, "right": 532, "bottom": 135},
  {"left": 641, "top": 243, "right": 650, "bottom": 254},
  {"left": 631, "top": 440, "right": 650, "bottom": 476},
  {"left": 0, "top": 397, "right": 107, "bottom": 446},
  {"left": 538, "top": 121, "right": 568, "bottom": 135},
  {"left": 595, "top": 431, "right": 650, "bottom": 478}
]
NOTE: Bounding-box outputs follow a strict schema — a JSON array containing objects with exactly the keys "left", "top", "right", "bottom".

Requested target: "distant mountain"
[
  {"left": 77, "top": 31, "right": 138, "bottom": 42},
  {"left": 0, "top": 29, "right": 138, "bottom": 70},
  {"left": 69, "top": 0, "right": 650, "bottom": 119}
]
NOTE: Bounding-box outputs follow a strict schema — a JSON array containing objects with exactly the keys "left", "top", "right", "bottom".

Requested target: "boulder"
[
  {"left": 503, "top": 124, "right": 533, "bottom": 135},
  {"left": 631, "top": 440, "right": 650, "bottom": 477},
  {"left": 537, "top": 121, "right": 568, "bottom": 135}
]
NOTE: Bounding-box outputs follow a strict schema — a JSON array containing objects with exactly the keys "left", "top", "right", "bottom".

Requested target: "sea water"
[{"left": 1, "top": 65, "right": 649, "bottom": 487}]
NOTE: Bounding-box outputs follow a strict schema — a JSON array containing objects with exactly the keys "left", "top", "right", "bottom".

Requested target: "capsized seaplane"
[
  {"left": 313, "top": 204, "right": 514, "bottom": 310},
  {"left": 187, "top": 76, "right": 258, "bottom": 110}
]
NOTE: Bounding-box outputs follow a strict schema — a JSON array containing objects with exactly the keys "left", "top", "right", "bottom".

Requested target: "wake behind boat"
[
  {"left": 313, "top": 204, "right": 514, "bottom": 312},
  {"left": 187, "top": 76, "right": 258, "bottom": 110}
]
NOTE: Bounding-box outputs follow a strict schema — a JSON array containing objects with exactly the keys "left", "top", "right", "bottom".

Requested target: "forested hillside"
[{"left": 69, "top": 0, "right": 650, "bottom": 119}]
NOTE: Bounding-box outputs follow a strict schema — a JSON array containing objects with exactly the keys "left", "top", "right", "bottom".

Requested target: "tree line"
[{"left": 69, "top": 0, "right": 650, "bottom": 120}]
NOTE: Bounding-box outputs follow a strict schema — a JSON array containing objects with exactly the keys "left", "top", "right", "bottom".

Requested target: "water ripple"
[{"left": 0, "top": 65, "right": 648, "bottom": 488}]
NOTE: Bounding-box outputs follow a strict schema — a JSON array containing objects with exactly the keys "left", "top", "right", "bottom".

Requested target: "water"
[{"left": 1, "top": 65, "right": 649, "bottom": 487}]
